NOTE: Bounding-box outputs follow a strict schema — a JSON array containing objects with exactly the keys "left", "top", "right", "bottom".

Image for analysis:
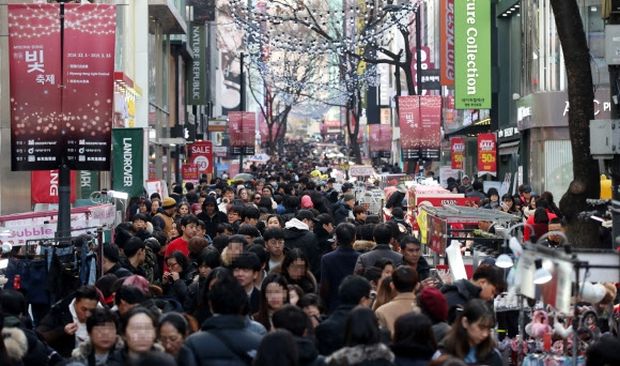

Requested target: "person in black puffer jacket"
[{"left": 273, "top": 305, "right": 325, "bottom": 366}]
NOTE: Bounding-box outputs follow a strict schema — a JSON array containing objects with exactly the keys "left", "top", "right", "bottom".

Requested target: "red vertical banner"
[
  {"left": 369, "top": 125, "right": 381, "bottom": 152},
  {"left": 228, "top": 111, "right": 243, "bottom": 153},
  {"left": 8, "top": 4, "right": 63, "bottom": 171},
  {"left": 31, "top": 170, "right": 77, "bottom": 204},
  {"left": 397, "top": 95, "right": 420, "bottom": 160},
  {"left": 62, "top": 4, "right": 116, "bottom": 171},
  {"left": 440, "top": 0, "right": 455, "bottom": 86},
  {"left": 189, "top": 140, "right": 213, "bottom": 174},
  {"left": 450, "top": 137, "right": 465, "bottom": 170},
  {"left": 477, "top": 133, "right": 497, "bottom": 176},
  {"left": 242, "top": 112, "right": 256, "bottom": 155},
  {"left": 418, "top": 96, "right": 442, "bottom": 160}
]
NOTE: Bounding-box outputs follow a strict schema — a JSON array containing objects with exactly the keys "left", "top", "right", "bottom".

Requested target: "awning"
[{"left": 498, "top": 140, "right": 520, "bottom": 155}]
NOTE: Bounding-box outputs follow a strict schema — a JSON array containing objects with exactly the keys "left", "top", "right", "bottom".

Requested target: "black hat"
[
  {"left": 314, "top": 213, "right": 334, "bottom": 225},
  {"left": 342, "top": 182, "right": 354, "bottom": 192},
  {"left": 327, "top": 178, "right": 336, "bottom": 184},
  {"left": 296, "top": 209, "right": 316, "bottom": 222},
  {"left": 231, "top": 252, "right": 261, "bottom": 272},
  {"left": 103, "top": 243, "right": 121, "bottom": 263}
]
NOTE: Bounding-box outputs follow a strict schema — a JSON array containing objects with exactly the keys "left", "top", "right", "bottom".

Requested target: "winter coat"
[
  {"left": 36, "top": 294, "right": 78, "bottom": 358},
  {"left": 177, "top": 314, "right": 262, "bottom": 366},
  {"left": 3, "top": 315, "right": 58, "bottom": 366},
  {"left": 352, "top": 240, "right": 375, "bottom": 253},
  {"left": 326, "top": 343, "right": 395, "bottom": 366},
  {"left": 440, "top": 279, "right": 482, "bottom": 324},
  {"left": 107, "top": 343, "right": 170, "bottom": 366},
  {"left": 320, "top": 247, "right": 360, "bottom": 313},
  {"left": 333, "top": 202, "right": 352, "bottom": 225},
  {"left": 68, "top": 337, "right": 124, "bottom": 366},
  {"left": 284, "top": 218, "right": 321, "bottom": 278},
  {"left": 316, "top": 304, "right": 355, "bottom": 356},
  {"left": 375, "top": 292, "right": 420, "bottom": 335},
  {"left": 104, "top": 263, "right": 132, "bottom": 279},
  {"left": 353, "top": 244, "right": 402, "bottom": 275},
  {"left": 434, "top": 345, "right": 503, "bottom": 366},
  {"left": 295, "top": 335, "right": 326, "bottom": 366},
  {"left": 197, "top": 197, "right": 228, "bottom": 239},
  {"left": 2, "top": 327, "right": 28, "bottom": 366}
]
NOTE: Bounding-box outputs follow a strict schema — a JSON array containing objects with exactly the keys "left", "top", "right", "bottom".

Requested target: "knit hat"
[
  {"left": 162, "top": 197, "right": 177, "bottom": 209},
  {"left": 300, "top": 195, "right": 314, "bottom": 209},
  {"left": 417, "top": 287, "right": 448, "bottom": 323}
]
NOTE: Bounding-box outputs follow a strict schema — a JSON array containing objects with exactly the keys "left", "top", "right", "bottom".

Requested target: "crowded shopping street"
[{"left": 0, "top": 1, "right": 619, "bottom": 366}]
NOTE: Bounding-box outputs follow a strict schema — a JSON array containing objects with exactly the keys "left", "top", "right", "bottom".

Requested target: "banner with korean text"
[
  {"left": 189, "top": 140, "right": 213, "bottom": 174},
  {"left": 228, "top": 112, "right": 256, "bottom": 155},
  {"left": 477, "top": 133, "right": 497, "bottom": 176},
  {"left": 8, "top": 4, "right": 63, "bottom": 170},
  {"left": 419, "top": 96, "right": 442, "bottom": 160},
  {"left": 62, "top": 3, "right": 116, "bottom": 170},
  {"left": 9, "top": 4, "right": 116, "bottom": 171},
  {"left": 398, "top": 96, "right": 421, "bottom": 160},
  {"left": 31, "top": 170, "right": 77, "bottom": 204},
  {"left": 450, "top": 137, "right": 465, "bottom": 170},
  {"left": 454, "top": 0, "right": 491, "bottom": 109},
  {"left": 369, "top": 124, "right": 392, "bottom": 159}
]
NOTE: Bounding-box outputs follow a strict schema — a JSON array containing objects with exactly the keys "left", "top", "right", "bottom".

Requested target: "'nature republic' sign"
[{"left": 454, "top": 0, "right": 491, "bottom": 109}]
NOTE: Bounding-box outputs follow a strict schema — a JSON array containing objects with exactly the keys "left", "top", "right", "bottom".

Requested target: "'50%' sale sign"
[
  {"left": 477, "top": 133, "right": 496, "bottom": 176},
  {"left": 189, "top": 141, "right": 213, "bottom": 175}
]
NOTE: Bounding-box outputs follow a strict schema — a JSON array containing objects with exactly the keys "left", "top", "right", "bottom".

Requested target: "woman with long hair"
[
  {"left": 435, "top": 299, "right": 502, "bottom": 366},
  {"left": 278, "top": 248, "right": 318, "bottom": 294},
  {"left": 372, "top": 276, "right": 396, "bottom": 311},
  {"left": 253, "top": 273, "right": 290, "bottom": 331},
  {"left": 325, "top": 306, "right": 395, "bottom": 366}
]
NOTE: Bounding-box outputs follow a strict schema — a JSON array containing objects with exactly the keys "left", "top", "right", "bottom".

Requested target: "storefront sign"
[
  {"left": 182, "top": 164, "right": 200, "bottom": 180},
  {"left": 450, "top": 137, "right": 465, "bottom": 170},
  {"left": 62, "top": 4, "right": 116, "bottom": 170},
  {"left": 112, "top": 128, "right": 144, "bottom": 198},
  {"left": 477, "top": 133, "right": 497, "bottom": 176},
  {"left": 189, "top": 22, "right": 206, "bottom": 105},
  {"left": 79, "top": 171, "right": 100, "bottom": 200},
  {"left": 440, "top": 0, "right": 455, "bottom": 86},
  {"left": 189, "top": 140, "right": 213, "bottom": 174},
  {"left": 31, "top": 170, "right": 77, "bottom": 204},
  {"left": 454, "top": 0, "right": 491, "bottom": 109},
  {"left": 9, "top": 4, "right": 63, "bottom": 170}
]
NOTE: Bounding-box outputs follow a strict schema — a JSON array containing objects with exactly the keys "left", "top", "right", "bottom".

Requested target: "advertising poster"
[
  {"left": 8, "top": 4, "right": 63, "bottom": 170},
  {"left": 419, "top": 96, "right": 442, "bottom": 160},
  {"left": 112, "top": 128, "right": 144, "bottom": 198},
  {"left": 31, "top": 170, "right": 77, "bottom": 204},
  {"left": 62, "top": 4, "right": 115, "bottom": 170},
  {"left": 189, "top": 140, "right": 213, "bottom": 174},
  {"left": 454, "top": 0, "right": 491, "bottom": 109},
  {"left": 397, "top": 95, "right": 421, "bottom": 160},
  {"left": 440, "top": 0, "right": 455, "bottom": 86},
  {"left": 477, "top": 133, "right": 497, "bottom": 176},
  {"left": 242, "top": 112, "right": 256, "bottom": 154},
  {"left": 450, "top": 137, "right": 465, "bottom": 170},
  {"left": 79, "top": 171, "right": 100, "bottom": 200},
  {"left": 182, "top": 164, "right": 200, "bottom": 181},
  {"left": 228, "top": 111, "right": 243, "bottom": 154}
]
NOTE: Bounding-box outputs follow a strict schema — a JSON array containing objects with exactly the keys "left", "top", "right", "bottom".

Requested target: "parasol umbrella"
[{"left": 232, "top": 173, "right": 255, "bottom": 182}]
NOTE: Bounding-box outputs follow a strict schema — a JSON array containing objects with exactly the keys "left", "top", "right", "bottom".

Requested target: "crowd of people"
[{"left": 1, "top": 145, "right": 619, "bottom": 366}]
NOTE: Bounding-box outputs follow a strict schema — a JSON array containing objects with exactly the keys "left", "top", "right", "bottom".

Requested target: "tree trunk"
[{"left": 550, "top": 0, "right": 601, "bottom": 247}]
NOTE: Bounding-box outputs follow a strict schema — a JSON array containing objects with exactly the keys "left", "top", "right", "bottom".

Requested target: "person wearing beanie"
[
  {"left": 153, "top": 197, "right": 177, "bottom": 239},
  {"left": 333, "top": 192, "right": 355, "bottom": 225},
  {"left": 102, "top": 243, "right": 132, "bottom": 279},
  {"left": 417, "top": 286, "right": 450, "bottom": 343},
  {"left": 300, "top": 195, "right": 314, "bottom": 209}
]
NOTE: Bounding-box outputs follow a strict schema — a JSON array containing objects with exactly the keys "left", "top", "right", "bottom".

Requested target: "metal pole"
[
  {"left": 56, "top": 1, "right": 71, "bottom": 243},
  {"left": 239, "top": 52, "right": 245, "bottom": 173}
]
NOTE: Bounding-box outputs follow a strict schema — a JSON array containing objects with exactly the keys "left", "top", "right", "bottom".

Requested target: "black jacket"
[
  {"left": 178, "top": 315, "right": 262, "bottom": 366},
  {"left": 295, "top": 336, "right": 325, "bottom": 366},
  {"left": 315, "top": 304, "right": 355, "bottom": 356},
  {"left": 391, "top": 343, "right": 434, "bottom": 366},
  {"left": 104, "top": 263, "right": 133, "bottom": 279},
  {"left": 36, "top": 294, "right": 77, "bottom": 358},
  {"left": 197, "top": 197, "right": 228, "bottom": 239},
  {"left": 333, "top": 202, "right": 352, "bottom": 225},
  {"left": 415, "top": 256, "right": 431, "bottom": 281},
  {"left": 440, "top": 279, "right": 482, "bottom": 324},
  {"left": 284, "top": 226, "right": 321, "bottom": 278},
  {"left": 4, "top": 315, "right": 61, "bottom": 366}
]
